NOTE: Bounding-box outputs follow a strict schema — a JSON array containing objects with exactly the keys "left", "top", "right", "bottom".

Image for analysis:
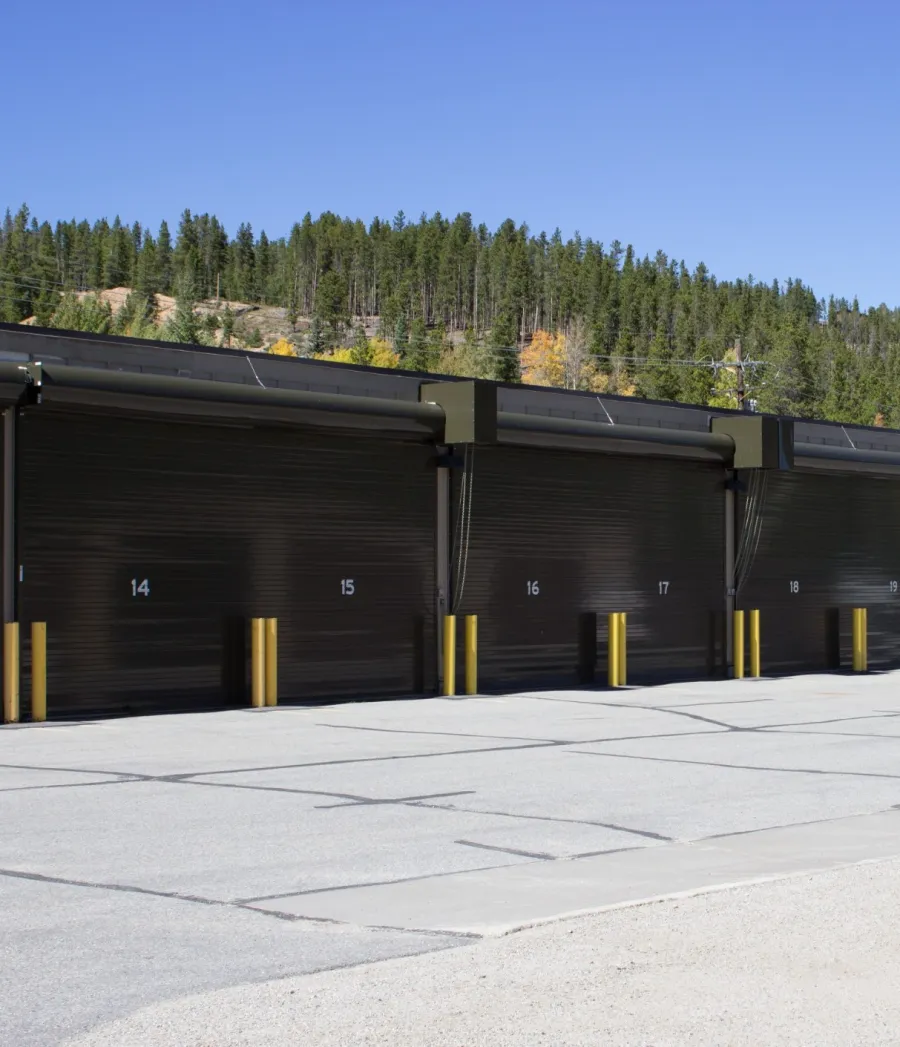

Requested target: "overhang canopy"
[{"left": 2, "top": 359, "right": 899, "bottom": 474}]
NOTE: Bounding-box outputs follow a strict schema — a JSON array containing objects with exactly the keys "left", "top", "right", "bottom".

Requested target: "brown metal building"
[{"left": 2, "top": 322, "right": 900, "bottom": 719}]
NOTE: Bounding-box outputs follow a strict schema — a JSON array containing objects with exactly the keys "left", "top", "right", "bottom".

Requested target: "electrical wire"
[
  {"left": 735, "top": 470, "right": 768, "bottom": 594},
  {"left": 451, "top": 445, "right": 469, "bottom": 612},
  {"left": 741, "top": 469, "right": 768, "bottom": 592},
  {"left": 246, "top": 355, "right": 265, "bottom": 388},
  {"left": 450, "top": 444, "right": 475, "bottom": 614},
  {"left": 0, "top": 269, "right": 78, "bottom": 291},
  {"left": 0, "top": 293, "right": 44, "bottom": 307},
  {"left": 456, "top": 445, "right": 474, "bottom": 612},
  {"left": 734, "top": 471, "right": 759, "bottom": 585}
]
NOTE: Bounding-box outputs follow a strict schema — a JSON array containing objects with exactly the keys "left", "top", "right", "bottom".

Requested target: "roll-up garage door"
[
  {"left": 737, "top": 469, "right": 900, "bottom": 673},
  {"left": 451, "top": 445, "right": 725, "bottom": 688},
  {"left": 17, "top": 410, "right": 436, "bottom": 717}
]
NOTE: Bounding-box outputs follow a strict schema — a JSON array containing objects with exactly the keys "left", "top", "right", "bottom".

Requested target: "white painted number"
[
  {"left": 527, "top": 580, "right": 540, "bottom": 596},
  {"left": 790, "top": 580, "right": 800, "bottom": 593},
  {"left": 341, "top": 578, "right": 355, "bottom": 596},
  {"left": 131, "top": 578, "right": 150, "bottom": 597},
  {"left": 658, "top": 581, "right": 670, "bottom": 595},
  {"left": 890, "top": 581, "right": 898, "bottom": 593}
]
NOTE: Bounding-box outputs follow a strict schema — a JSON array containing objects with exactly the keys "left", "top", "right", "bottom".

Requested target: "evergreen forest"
[{"left": 1, "top": 203, "right": 898, "bottom": 426}]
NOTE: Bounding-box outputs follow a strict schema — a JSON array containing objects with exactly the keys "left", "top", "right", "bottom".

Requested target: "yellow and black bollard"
[
  {"left": 31, "top": 622, "right": 47, "bottom": 722},
  {"left": 264, "top": 618, "right": 278, "bottom": 706},
  {"left": 464, "top": 615, "right": 478, "bottom": 695},
  {"left": 617, "top": 612, "right": 627, "bottom": 687},
  {"left": 3, "top": 621, "right": 19, "bottom": 724},
  {"left": 748, "top": 609, "right": 761, "bottom": 679},
  {"left": 443, "top": 615, "right": 457, "bottom": 696},
  {"left": 733, "top": 610, "right": 745, "bottom": 680},
  {"left": 852, "top": 607, "right": 868, "bottom": 673}
]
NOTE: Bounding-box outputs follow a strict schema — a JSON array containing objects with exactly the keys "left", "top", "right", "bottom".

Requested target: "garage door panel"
[
  {"left": 454, "top": 446, "right": 724, "bottom": 688},
  {"left": 18, "top": 411, "right": 435, "bottom": 716},
  {"left": 739, "top": 470, "right": 900, "bottom": 673}
]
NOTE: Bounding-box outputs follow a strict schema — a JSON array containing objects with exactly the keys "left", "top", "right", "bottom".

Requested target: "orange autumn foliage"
[
  {"left": 521, "top": 330, "right": 567, "bottom": 387},
  {"left": 521, "top": 329, "right": 609, "bottom": 392}
]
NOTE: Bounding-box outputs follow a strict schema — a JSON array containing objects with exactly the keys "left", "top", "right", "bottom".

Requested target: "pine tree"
[
  {"left": 313, "top": 269, "right": 347, "bottom": 339},
  {"left": 105, "top": 217, "right": 133, "bottom": 287},
  {"left": 88, "top": 217, "right": 108, "bottom": 290},
  {"left": 167, "top": 274, "right": 200, "bottom": 344},
  {"left": 50, "top": 292, "right": 113, "bottom": 334},
  {"left": 638, "top": 320, "right": 679, "bottom": 400},
  {"left": 489, "top": 311, "right": 520, "bottom": 382},
  {"left": 221, "top": 306, "right": 235, "bottom": 348},
  {"left": 394, "top": 314, "right": 409, "bottom": 357},
  {"left": 306, "top": 315, "right": 324, "bottom": 355},
  {"left": 426, "top": 320, "right": 448, "bottom": 373},
  {"left": 233, "top": 222, "right": 256, "bottom": 301},
  {"left": 350, "top": 324, "right": 370, "bottom": 364},
  {"left": 32, "top": 221, "right": 59, "bottom": 326},
  {"left": 115, "top": 291, "right": 158, "bottom": 338},
  {"left": 174, "top": 209, "right": 202, "bottom": 294},
  {"left": 257, "top": 230, "right": 271, "bottom": 303},
  {"left": 455, "top": 325, "right": 487, "bottom": 377},
  {"left": 679, "top": 337, "right": 716, "bottom": 406},
  {"left": 404, "top": 318, "right": 429, "bottom": 371},
  {"left": 135, "top": 232, "right": 159, "bottom": 322},
  {"left": 0, "top": 205, "right": 32, "bottom": 321},
  {"left": 822, "top": 333, "right": 856, "bottom": 422},
  {"left": 157, "top": 220, "right": 174, "bottom": 294}
]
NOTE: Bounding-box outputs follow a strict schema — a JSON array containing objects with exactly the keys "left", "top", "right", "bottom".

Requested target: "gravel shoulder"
[{"left": 65, "top": 856, "right": 900, "bottom": 1047}]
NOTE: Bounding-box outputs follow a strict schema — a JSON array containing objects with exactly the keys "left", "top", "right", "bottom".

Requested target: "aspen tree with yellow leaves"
[
  {"left": 268, "top": 337, "right": 297, "bottom": 357},
  {"left": 521, "top": 328, "right": 606, "bottom": 392}
]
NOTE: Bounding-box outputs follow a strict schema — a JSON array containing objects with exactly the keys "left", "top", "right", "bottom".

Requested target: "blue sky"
[{"left": 2, "top": 0, "right": 898, "bottom": 307}]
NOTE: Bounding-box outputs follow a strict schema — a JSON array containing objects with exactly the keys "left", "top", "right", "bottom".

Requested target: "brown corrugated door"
[
  {"left": 452, "top": 444, "right": 725, "bottom": 689},
  {"left": 17, "top": 409, "right": 436, "bottom": 717},
  {"left": 737, "top": 469, "right": 900, "bottom": 672}
]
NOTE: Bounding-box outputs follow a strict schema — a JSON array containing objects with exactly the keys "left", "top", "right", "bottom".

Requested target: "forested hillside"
[{"left": 1, "top": 203, "right": 898, "bottom": 425}]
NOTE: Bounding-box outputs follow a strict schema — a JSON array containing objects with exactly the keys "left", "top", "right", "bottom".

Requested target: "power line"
[
  {"left": 0, "top": 268, "right": 75, "bottom": 291},
  {"left": 0, "top": 293, "right": 44, "bottom": 308}
]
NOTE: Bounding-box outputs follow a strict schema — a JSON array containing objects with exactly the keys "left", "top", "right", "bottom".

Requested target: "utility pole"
[{"left": 735, "top": 338, "right": 747, "bottom": 411}]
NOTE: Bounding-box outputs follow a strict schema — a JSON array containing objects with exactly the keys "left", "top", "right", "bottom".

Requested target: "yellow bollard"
[
  {"left": 443, "top": 615, "right": 457, "bottom": 696},
  {"left": 733, "top": 610, "right": 745, "bottom": 680},
  {"left": 852, "top": 609, "right": 861, "bottom": 671},
  {"left": 464, "top": 615, "right": 478, "bottom": 695},
  {"left": 264, "top": 618, "right": 278, "bottom": 706},
  {"left": 608, "top": 612, "right": 620, "bottom": 688},
  {"left": 3, "top": 622, "right": 19, "bottom": 723},
  {"left": 852, "top": 608, "right": 868, "bottom": 672},
  {"left": 31, "top": 622, "right": 47, "bottom": 722},
  {"left": 617, "top": 612, "right": 627, "bottom": 687},
  {"left": 251, "top": 618, "right": 265, "bottom": 708},
  {"left": 749, "top": 609, "right": 761, "bottom": 679}
]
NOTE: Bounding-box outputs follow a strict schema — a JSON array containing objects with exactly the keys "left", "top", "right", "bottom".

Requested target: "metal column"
[
  {"left": 3, "top": 408, "right": 14, "bottom": 625},
  {"left": 435, "top": 454, "right": 450, "bottom": 693},
  {"left": 725, "top": 472, "right": 735, "bottom": 676}
]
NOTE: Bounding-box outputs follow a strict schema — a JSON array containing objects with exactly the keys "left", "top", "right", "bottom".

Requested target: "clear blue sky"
[{"left": 3, "top": 0, "right": 898, "bottom": 307}]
